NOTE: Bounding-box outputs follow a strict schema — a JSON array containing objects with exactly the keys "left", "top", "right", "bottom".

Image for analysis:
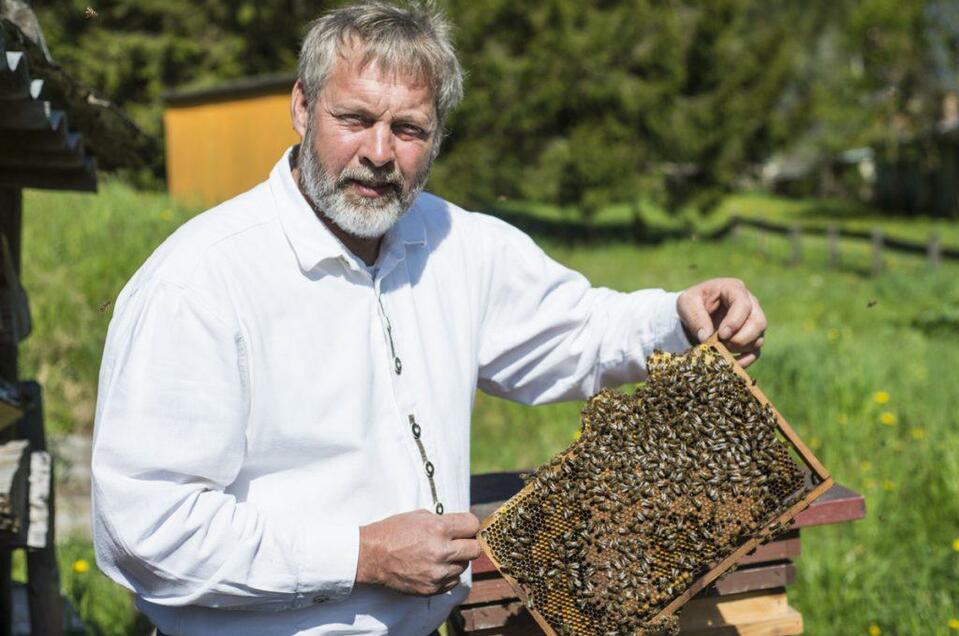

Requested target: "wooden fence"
[{"left": 729, "top": 216, "right": 956, "bottom": 274}]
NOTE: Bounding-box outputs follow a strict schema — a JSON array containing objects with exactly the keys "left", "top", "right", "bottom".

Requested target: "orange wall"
[{"left": 164, "top": 91, "right": 300, "bottom": 207}]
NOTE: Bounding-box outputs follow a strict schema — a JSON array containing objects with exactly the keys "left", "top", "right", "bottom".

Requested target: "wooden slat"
[
  {"left": 0, "top": 148, "right": 86, "bottom": 170},
  {"left": 711, "top": 562, "right": 795, "bottom": 597},
  {"left": 0, "top": 112, "right": 68, "bottom": 150},
  {"left": 680, "top": 606, "right": 802, "bottom": 636},
  {"left": 0, "top": 439, "right": 29, "bottom": 546},
  {"left": 15, "top": 382, "right": 63, "bottom": 635},
  {"left": 740, "top": 531, "right": 800, "bottom": 565},
  {"left": 454, "top": 601, "right": 536, "bottom": 633},
  {"left": 0, "top": 98, "right": 50, "bottom": 130},
  {"left": 0, "top": 159, "right": 97, "bottom": 192},
  {"left": 680, "top": 589, "right": 789, "bottom": 630},
  {"left": 791, "top": 484, "right": 865, "bottom": 528}
]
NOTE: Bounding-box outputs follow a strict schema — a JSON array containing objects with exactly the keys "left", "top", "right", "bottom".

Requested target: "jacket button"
[{"left": 394, "top": 357, "right": 402, "bottom": 374}]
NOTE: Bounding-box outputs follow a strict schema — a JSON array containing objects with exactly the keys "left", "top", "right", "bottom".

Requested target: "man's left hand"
[{"left": 677, "top": 278, "right": 767, "bottom": 367}]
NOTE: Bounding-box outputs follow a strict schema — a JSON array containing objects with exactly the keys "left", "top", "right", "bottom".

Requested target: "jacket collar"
[{"left": 269, "top": 145, "right": 426, "bottom": 275}]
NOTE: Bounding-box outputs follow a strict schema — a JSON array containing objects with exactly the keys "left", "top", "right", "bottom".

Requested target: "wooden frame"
[{"left": 477, "top": 336, "right": 833, "bottom": 634}]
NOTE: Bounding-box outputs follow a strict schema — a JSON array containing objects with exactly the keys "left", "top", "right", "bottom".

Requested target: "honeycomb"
[{"left": 478, "top": 343, "right": 821, "bottom": 636}]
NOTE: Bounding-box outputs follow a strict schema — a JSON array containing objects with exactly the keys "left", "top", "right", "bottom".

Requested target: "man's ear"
[{"left": 291, "top": 79, "right": 309, "bottom": 139}]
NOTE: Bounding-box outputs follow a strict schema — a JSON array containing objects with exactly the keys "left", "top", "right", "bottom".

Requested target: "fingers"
[
  {"left": 442, "top": 512, "right": 481, "bottom": 539},
  {"left": 677, "top": 288, "right": 716, "bottom": 343},
  {"left": 448, "top": 538, "right": 482, "bottom": 562},
  {"left": 736, "top": 348, "right": 761, "bottom": 368},
  {"left": 716, "top": 282, "right": 753, "bottom": 341},
  {"left": 438, "top": 573, "right": 463, "bottom": 593}
]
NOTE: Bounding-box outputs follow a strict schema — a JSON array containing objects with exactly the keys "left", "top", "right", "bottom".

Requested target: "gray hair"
[{"left": 298, "top": 1, "right": 464, "bottom": 129}]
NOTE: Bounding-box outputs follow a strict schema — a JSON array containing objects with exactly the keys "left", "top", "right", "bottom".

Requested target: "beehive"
[{"left": 478, "top": 338, "right": 832, "bottom": 636}]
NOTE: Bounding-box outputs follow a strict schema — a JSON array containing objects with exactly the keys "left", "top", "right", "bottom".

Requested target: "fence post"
[
  {"left": 731, "top": 220, "right": 742, "bottom": 241},
  {"left": 871, "top": 227, "right": 883, "bottom": 275},
  {"left": 790, "top": 225, "right": 802, "bottom": 266},
  {"left": 928, "top": 232, "right": 941, "bottom": 271},
  {"left": 827, "top": 224, "right": 840, "bottom": 269}
]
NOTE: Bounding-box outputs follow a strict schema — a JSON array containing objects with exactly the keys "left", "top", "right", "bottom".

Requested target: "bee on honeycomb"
[{"left": 479, "top": 344, "right": 818, "bottom": 636}]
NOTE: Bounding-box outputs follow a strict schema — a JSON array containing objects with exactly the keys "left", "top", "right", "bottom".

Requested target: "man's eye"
[
  {"left": 395, "top": 124, "right": 426, "bottom": 137},
  {"left": 339, "top": 114, "right": 369, "bottom": 126}
]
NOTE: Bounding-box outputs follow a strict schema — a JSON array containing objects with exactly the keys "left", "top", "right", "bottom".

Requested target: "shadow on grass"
[{"left": 487, "top": 207, "right": 735, "bottom": 246}]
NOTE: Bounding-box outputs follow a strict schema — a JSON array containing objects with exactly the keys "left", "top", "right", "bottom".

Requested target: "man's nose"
[{"left": 359, "top": 123, "right": 394, "bottom": 168}]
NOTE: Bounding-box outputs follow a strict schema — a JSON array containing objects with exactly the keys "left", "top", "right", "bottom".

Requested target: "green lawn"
[
  {"left": 18, "top": 181, "right": 959, "bottom": 634},
  {"left": 493, "top": 191, "right": 959, "bottom": 248}
]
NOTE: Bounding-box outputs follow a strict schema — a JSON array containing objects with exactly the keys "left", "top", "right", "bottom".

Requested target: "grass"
[
  {"left": 493, "top": 191, "right": 959, "bottom": 247},
  {"left": 17, "top": 181, "right": 959, "bottom": 634}
]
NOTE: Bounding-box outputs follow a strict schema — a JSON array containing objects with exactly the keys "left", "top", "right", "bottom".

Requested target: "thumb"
[{"left": 678, "top": 291, "right": 714, "bottom": 343}]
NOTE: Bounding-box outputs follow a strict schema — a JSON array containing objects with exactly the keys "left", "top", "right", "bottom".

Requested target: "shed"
[{"left": 163, "top": 74, "right": 299, "bottom": 206}]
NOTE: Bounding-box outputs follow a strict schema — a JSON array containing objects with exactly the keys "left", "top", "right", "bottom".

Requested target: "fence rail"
[{"left": 730, "top": 216, "right": 956, "bottom": 272}]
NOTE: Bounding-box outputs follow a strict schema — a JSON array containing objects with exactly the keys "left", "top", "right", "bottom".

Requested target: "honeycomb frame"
[{"left": 477, "top": 335, "right": 833, "bottom": 635}]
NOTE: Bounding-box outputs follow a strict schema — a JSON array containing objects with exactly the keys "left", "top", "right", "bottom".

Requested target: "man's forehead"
[
  {"left": 330, "top": 43, "right": 432, "bottom": 95},
  {"left": 321, "top": 51, "right": 436, "bottom": 122}
]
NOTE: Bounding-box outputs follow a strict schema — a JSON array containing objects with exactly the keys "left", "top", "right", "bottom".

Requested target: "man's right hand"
[{"left": 356, "top": 510, "right": 482, "bottom": 596}]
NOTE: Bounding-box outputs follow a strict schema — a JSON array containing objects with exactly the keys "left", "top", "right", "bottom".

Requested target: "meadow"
[{"left": 16, "top": 182, "right": 959, "bottom": 635}]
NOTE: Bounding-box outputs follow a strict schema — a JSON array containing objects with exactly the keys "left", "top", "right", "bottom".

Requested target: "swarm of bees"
[{"left": 479, "top": 344, "right": 816, "bottom": 636}]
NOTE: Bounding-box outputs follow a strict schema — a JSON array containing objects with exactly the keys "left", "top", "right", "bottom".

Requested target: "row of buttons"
[
  {"left": 409, "top": 414, "right": 443, "bottom": 515},
  {"left": 377, "top": 291, "right": 441, "bottom": 514}
]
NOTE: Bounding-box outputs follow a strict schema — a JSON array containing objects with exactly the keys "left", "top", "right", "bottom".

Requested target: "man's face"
[{"left": 295, "top": 53, "right": 438, "bottom": 239}]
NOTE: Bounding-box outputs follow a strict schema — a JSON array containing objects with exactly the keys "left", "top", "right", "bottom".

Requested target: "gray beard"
[{"left": 297, "top": 125, "right": 433, "bottom": 239}]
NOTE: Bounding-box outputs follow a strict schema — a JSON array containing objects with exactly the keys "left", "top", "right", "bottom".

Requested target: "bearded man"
[{"left": 91, "top": 2, "right": 767, "bottom": 634}]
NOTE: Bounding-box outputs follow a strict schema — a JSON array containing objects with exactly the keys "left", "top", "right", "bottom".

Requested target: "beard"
[{"left": 297, "top": 123, "right": 433, "bottom": 239}]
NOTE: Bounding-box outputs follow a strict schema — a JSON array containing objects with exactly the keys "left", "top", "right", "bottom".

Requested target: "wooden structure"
[
  {"left": 1, "top": 3, "right": 151, "bottom": 633},
  {"left": 163, "top": 74, "right": 298, "bottom": 206},
  {"left": 456, "top": 473, "right": 865, "bottom": 635}
]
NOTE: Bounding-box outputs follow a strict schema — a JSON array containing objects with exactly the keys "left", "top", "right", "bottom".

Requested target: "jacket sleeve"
[
  {"left": 474, "top": 214, "right": 691, "bottom": 405},
  {"left": 91, "top": 279, "right": 358, "bottom": 610}
]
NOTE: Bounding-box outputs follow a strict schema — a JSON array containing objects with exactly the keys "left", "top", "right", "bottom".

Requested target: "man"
[{"left": 92, "top": 2, "right": 766, "bottom": 634}]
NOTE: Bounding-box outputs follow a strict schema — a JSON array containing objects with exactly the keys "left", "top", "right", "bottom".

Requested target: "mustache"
[{"left": 336, "top": 165, "right": 404, "bottom": 190}]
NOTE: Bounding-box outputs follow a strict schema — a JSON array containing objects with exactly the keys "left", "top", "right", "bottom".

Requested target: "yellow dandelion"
[
  {"left": 860, "top": 461, "right": 872, "bottom": 473},
  {"left": 873, "top": 391, "right": 890, "bottom": 405},
  {"left": 948, "top": 618, "right": 959, "bottom": 630},
  {"left": 879, "top": 412, "right": 897, "bottom": 426},
  {"left": 868, "top": 624, "right": 881, "bottom": 636},
  {"left": 882, "top": 480, "right": 894, "bottom": 492},
  {"left": 827, "top": 329, "right": 840, "bottom": 343},
  {"left": 838, "top": 413, "right": 848, "bottom": 425},
  {"left": 72, "top": 559, "right": 90, "bottom": 574},
  {"left": 572, "top": 429, "right": 582, "bottom": 441},
  {"left": 159, "top": 208, "right": 174, "bottom": 222},
  {"left": 909, "top": 427, "right": 926, "bottom": 440},
  {"left": 952, "top": 538, "right": 959, "bottom": 552},
  {"left": 810, "top": 437, "right": 822, "bottom": 450},
  {"left": 865, "top": 479, "right": 877, "bottom": 490}
]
